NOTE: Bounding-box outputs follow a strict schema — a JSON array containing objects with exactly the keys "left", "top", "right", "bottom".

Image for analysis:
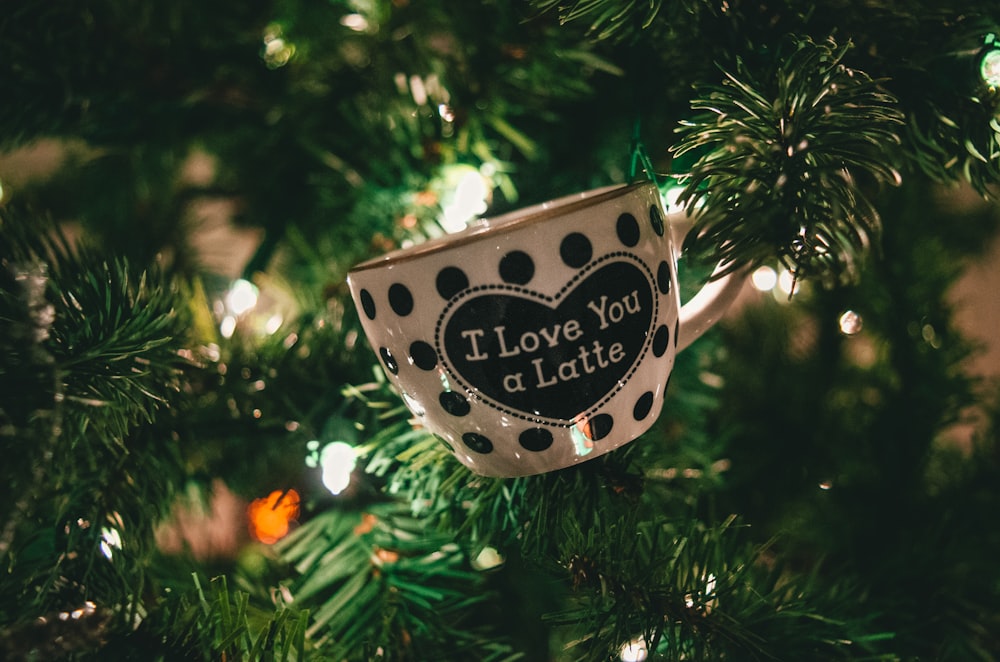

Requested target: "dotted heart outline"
[{"left": 433, "top": 251, "right": 660, "bottom": 427}]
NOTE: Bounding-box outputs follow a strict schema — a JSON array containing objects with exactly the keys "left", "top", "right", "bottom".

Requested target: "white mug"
[{"left": 347, "top": 182, "right": 744, "bottom": 477}]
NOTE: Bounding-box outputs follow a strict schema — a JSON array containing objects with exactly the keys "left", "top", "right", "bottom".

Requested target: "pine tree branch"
[
  {"left": 275, "top": 505, "right": 520, "bottom": 661},
  {"left": 0, "top": 209, "right": 193, "bottom": 632},
  {"left": 546, "top": 516, "right": 890, "bottom": 661},
  {"left": 672, "top": 36, "right": 904, "bottom": 285},
  {"left": 530, "top": 0, "right": 669, "bottom": 43}
]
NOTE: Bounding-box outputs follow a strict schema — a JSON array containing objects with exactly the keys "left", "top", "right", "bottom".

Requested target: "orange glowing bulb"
[{"left": 247, "top": 489, "right": 300, "bottom": 544}]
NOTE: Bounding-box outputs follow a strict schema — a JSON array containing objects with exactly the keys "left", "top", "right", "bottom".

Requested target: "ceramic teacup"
[{"left": 347, "top": 182, "right": 744, "bottom": 477}]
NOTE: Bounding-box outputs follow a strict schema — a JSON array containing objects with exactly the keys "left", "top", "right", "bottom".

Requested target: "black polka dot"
[
  {"left": 649, "top": 204, "right": 665, "bottom": 236},
  {"left": 559, "top": 232, "right": 593, "bottom": 268},
  {"left": 674, "top": 317, "right": 680, "bottom": 347},
  {"left": 652, "top": 324, "right": 670, "bottom": 357},
  {"left": 585, "top": 414, "right": 614, "bottom": 441},
  {"left": 439, "top": 391, "right": 471, "bottom": 416},
  {"left": 436, "top": 266, "right": 469, "bottom": 300},
  {"left": 409, "top": 341, "right": 437, "bottom": 370},
  {"left": 633, "top": 391, "right": 654, "bottom": 421},
  {"left": 657, "top": 261, "right": 672, "bottom": 295},
  {"left": 379, "top": 347, "right": 399, "bottom": 374},
  {"left": 519, "top": 427, "right": 553, "bottom": 452},
  {"left": 388, "top": 283, "right": 414, "bottom": 316},
  {"left": 616, "top": 213, "right": 640, "bottom": 247},
  {"left": 499, "top": 250, "right": 535, "bottom": 285},
  {"left": 359, "top": 289, "right": 376, "bottom": 320},
  {"left": 462, "top": 432, "right": 493, "bottom": 454},
  {"left": 435, "top": 435, "right": 455, "bottom": 453}
]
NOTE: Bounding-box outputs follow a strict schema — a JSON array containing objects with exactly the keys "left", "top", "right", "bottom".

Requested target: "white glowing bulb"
[
  {"left": 660, "top": 185, "right": 685, "bottom": 212},
  {"left": 777, "top": 269, "right": 798, "bottom": 296},
  {"left": 409, "top": 75, "right": 428, "bottom": 106},
  {"left": 319, "top": 441, "right": 358, "bottom": 496},
  {"left": 438, "top": 103, "right": 455, "bottom": 123},
  {"left": 981, "top": 48, "right": 1000, "bottom": 87},
  {"left": 471, "top": 546, "right": 504, "bottom": 571},
  {"left": 225, "top": 279, "right": 258, "bottom": 315},
  {"left": 340, "top": 13, "right": 369, "bottom": 31},
  {"left": 619, "top": 636, "right": 648, "bottom": 662},
  {"left": 265, "top": 313, "right": 283, "bottom": 335},
  {"left": 440, "top": 168, "right": 489, "bottom": 233},
  {"left": 838, "top": 310, "right": 863, "bottom": 335},
  {"left": 751, "top": 265, "right": 777, "bottom": 291},
  {"left": 220, "top": 315, "right": 237, "bottom": 339},
  {"left": 100, "top": 527, "right": 122, "bottom": 560}
]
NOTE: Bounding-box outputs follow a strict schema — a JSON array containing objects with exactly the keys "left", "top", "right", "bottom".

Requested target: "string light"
[
  {"left": 47, "top": 601, "right": 98, "bottom": 624},
  {"left": 306, "top": 440, "right": 358, "bottom": 496},
  {"left": 438, "top": 165, "right": 490, "bottom": 233},
  {"left": 838, "top": 310, "right": 863, "bottom": 335},
  {"left": 619, "top": 636, "right": 648, "bottom": 662},
  {"left": 247, "top": 489, "right": 300, "bottom": 544},
  {"left": 777, "top": 268, "right": 798, "bottom": 296},
  {"left": 340, "top": 13, "right": 369, "bottom": 32},
  {"left": 220, "top": 316, "right": 237, "bottom": 338},
  {"left": 100, "top": 527, "right": 122, "bottom": 560},
  {"left": 262, "top": 24, "right": 295, "bottom": 69},
  {"left": 264, "top": 313, "right": 283, "bottom": 335},
  {"left": 471, "top": 546, "right": 504, "bottom": 571},
  {"left": 225, "top": 278, "right": 258, "bottom": 315},
  {"left": 219, "top": 278, "right": 259, "bottom": 338},
  {"left": 659, "top": 182, "right": 686, "bottom": 212},
  {"left": 980, "top": 33, "right": 1000, "bottom": 88},
  {"left": 751, "top": 265, "right": 777, "bottom": 291},
  {"left": 438, "top": 103, "right": 455, "bottom": 123}
]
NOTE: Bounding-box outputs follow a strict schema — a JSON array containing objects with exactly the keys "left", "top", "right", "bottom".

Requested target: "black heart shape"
[{"left": 438, "top": 259, "right": 655, "bottom": 422}]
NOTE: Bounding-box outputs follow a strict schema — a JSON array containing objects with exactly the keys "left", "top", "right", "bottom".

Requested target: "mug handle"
[{"left": 672, "top": 213, "right": 748, "bottom": 351}]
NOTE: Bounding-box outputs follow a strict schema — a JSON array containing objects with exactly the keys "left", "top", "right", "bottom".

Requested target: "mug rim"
[{"left": 348, "top": 181, "right": 656, "bottom": 273}]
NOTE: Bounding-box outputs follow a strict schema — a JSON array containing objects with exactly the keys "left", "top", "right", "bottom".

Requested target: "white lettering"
[
  {"left": 608, "top": 341, "right": 625, "bottom": 364},
  {"left": 587, "top": 295, "right": 610, "bottom": 329},
  {"left": 503, "top": 372, "right": 527, "bottom": 392},
  {"left": 495, "top": 326, "right": 520, "bottom": 357},
  {"left": 538, "top": 324, "right": 562, "bottom": 347},
  {"left": 532, "top": 358, "right": 558, "bottom": 388},
  {"left": 461, "top": 329, "right": 488, "bottom": 361},
  {"left": 520, "top": 331, "right": 540, "bottom": 353},
  {"left": 563, "top": 319, "right": 582, "bottom": 341},
  {"left": 587, "top": 291, "right": 642, "bottom": 329}
]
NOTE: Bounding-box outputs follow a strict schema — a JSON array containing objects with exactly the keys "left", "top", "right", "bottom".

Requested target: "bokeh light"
[
  {"left": 751, "top": 265, "right": 777, "bottom": 291},
  {"left": 471, "top": 545, "right": 504, "bottom": 571},
  {"left": 262, "top": 24, "right": 295, "bottom": 69},
  {"left": 100, "top": 526, "right": 122, "bottom": 560},
  {"left": 319, "top": 441, "right": 357, "bottom": 496},
  {"left": 225, "top": 278, "right": 258, "bottom": 316},
  {"left": 980, "top": 35, "right": 1000, "bottom": 87},
  {"left": 777, "top": 268, "right": 798, "bottom": 296},
  {"left": 619, "top": 636, "right": 648, "bottom": 662},
  {"left": 838, "top": 310, "right": 863, "bottom": 335},
  {"left": 248, "top": 489, "right": 300, "bottom": 544},
  {"left": 438, "top": 165, "right": 491, "bottom": 233}
]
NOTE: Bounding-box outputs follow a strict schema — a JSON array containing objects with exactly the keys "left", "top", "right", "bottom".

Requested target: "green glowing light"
[{"left": 981, "top": 48, "right": 1000, "bottom": 87}]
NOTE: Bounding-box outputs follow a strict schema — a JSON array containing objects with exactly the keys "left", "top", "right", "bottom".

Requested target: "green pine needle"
[
  {"left": 672, "top": 36, "right": 905, "bottom": 285},
  {"left": 531, "top": 0, "right": 670, "bottom": 42},
  {"left": 275, "top": 505, "right": 519, "bottom": 661},
  {"left": 0, "top": 209, "right": 193, "bottom": 632}
]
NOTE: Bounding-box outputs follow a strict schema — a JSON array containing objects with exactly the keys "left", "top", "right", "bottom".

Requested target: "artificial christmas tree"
[{"left": 2, "top": 1, "right": 1000, "bottom": 659}]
